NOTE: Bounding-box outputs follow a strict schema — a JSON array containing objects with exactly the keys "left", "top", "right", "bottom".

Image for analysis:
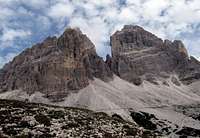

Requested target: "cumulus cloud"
[
  {"left": 1, "top": 29, "right": 31, "bottom": 42},
  {"left": 0, "top": 0, "right": 200, "bottom": 68},
  {"left": 48, "top": 2, "right": 74, "bottom": 19}
]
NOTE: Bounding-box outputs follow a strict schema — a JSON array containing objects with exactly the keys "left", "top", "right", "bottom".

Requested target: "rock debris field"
[{"left": 0, "top": 99, "right": 157, "bottom": 138}]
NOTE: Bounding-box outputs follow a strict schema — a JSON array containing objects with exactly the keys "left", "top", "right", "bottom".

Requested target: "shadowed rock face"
[
  {"left": 109, "top": 25, "right": 200, "bottom": 85},
  {"left": 0, "top": 28, "right": 112, "bottom": 97}
]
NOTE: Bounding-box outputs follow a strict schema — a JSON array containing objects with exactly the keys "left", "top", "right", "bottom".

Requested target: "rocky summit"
[
  {"left": 0, "top": 28, "right": 112, "bottom": 100},
  {"left": 109, "top": 25, "right": 200, "bottom": 85}
]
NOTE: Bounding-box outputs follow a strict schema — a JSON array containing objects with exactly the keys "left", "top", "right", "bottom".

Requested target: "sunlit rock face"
[
  {"left": 109, "top": 25, "right": 200, "bottom": 85},
  {"left": 0, "top": 28, "right": 112, "bottom": 98}
]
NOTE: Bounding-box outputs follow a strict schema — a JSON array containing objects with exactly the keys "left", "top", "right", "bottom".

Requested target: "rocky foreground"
[
  {"left": 1, "top": 99, "right": 200, "bottom": 138},
  {"left": 0, "top": 99, "right": 159, "bottom": 138}
]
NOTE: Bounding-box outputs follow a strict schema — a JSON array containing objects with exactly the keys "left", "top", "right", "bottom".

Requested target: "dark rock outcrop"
[
  {"left": 176, "top": 127, "right": 200, "bottom": 137},
  {"left": 130, "top": 111, "right": 157, "bottom": 131},
  {"left": 109, "top": 25, "right": 200, "bottom": 85},
  {"left": 0, "top": 28, "right": 112, "bottom": 98}
]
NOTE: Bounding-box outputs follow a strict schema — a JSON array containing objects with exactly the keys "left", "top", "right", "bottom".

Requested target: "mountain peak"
[
  {"left": 116, "top": 25, "right": 160, "bottom": 39},
  {"left": 123, "top": 25, "right": 144, "bottom": 31},
  {"left": 61, "top": 27, "right": 83, "bottom": 40},
  {"left": 110, "top": 25, "right": 200, "bottom": 85},
  {"left": 63, "top": 27, "right": 82, "bottom": 34},
  {"left": 111, "top": 25, "right": 163, "bottom": 58},
  {"left": 0, "top": 28, "right": 112, "bottom": 99},
  {"left": 58, "top": 27, "right": 95, "bottom": 52}
]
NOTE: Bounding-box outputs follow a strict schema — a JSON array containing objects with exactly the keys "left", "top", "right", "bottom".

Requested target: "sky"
[{"left": 0, "top": 0, "right": 200, "bottom": 68}]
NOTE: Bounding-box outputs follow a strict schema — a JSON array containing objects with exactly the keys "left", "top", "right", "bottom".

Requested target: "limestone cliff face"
[
  {"left": 109, "top": 25, "right": 200, "bottom": 85},
  {"left": 0, "top": 25, "right": 200, "bottom": 98},
  {"left": 0, "top": 28, "right": 112, "bottom": 98}
]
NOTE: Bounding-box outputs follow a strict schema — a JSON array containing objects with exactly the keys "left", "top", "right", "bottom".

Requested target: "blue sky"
[{"left": 0, "top": 0, "right": 200, "bottom": 68}]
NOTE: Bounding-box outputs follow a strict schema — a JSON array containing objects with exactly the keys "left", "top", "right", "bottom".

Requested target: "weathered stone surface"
[
  {"left": 110, "top": 25, "right": 200, "bottom": 85},
  {"left": 171, "top": 76, "right": 181, "bottom": 86},
  {"left": 176, "top": 127, "right": 200, "bottom": 137},
  {"left": 0, "top": 28, "right": 112, "bottom": 98},
  {"left": 130, "top": 111, "right": 157, "bottom": 131}
]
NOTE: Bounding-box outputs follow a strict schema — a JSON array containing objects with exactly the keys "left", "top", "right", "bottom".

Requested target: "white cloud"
[
  {"left": 48, "top": 2, "right": 74, "bottom": 19},
  {"left": 0, "top": 0, "right": 49, "bottom": 9},
  {"left": 37, "top": 16, "right": 51, "bottom": 29},
  {"left": 21, "top": 0, "right": 49, "bottom": 9},
  {"left": 167, "top": 0, "right": 200, "bottom": 24},
  {"left": 183, "top": 39, "right": 200, "bottom": 60},
  {"left": 118, "top": 6, "right": 140, "bottom": 23},
  {"left": 0, "top": 8, "right": 14, "bottom": 20},
  {"left": 142, "top": 0, "right": 170, "bottom": 19},
  {"left": 1, "top": 29, "right": 31, "bottom": 42},
  {"left": 90, "top": 0, "right": 115, "bottom": 6},
  {"left": 17, "top": 6, "right": 34, "bottom": 16}
]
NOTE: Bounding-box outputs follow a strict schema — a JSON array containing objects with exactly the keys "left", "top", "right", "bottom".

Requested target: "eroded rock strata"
[
  {"left": 0, "top": 28, "right": 112, "bottom": 99},
  {"left": 109, "top": 25, "right": 200, "bottom": 85}
]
